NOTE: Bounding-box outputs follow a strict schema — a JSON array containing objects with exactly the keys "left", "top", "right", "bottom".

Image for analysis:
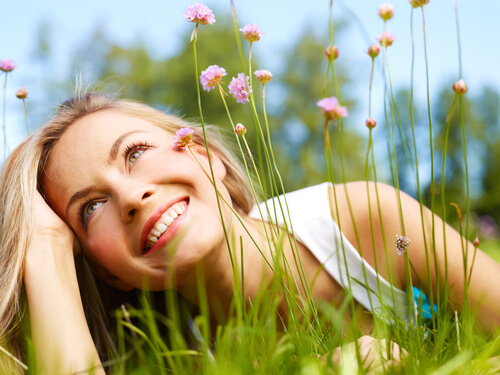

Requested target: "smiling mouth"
[{"left": 143, "top": 199, "right": 189, "bottom": 253}]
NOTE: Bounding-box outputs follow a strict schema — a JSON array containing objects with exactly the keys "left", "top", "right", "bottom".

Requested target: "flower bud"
[
  {"left": 452, "top": 79, "right": 468, "bottom": 95},
  {"left": 365, "top": 117, "right": 377, "bottom": 129},
  {"left": 235, "top": 123, "right": 247, "bottom": 135},
  {"left": 325, "top": 45, "right": 339, "bottom": 61},
  {"left": 473, "top": 236, "right": 480, "bottom": 248},
  {"left": 15, "top": 86, "right": 28, "bottom": 99},
  {"left": 367, "top": 43, "right": 381, "bottom": 59},
  {"left": 379, "top": 4, "right": 394, "bottom": 21}
]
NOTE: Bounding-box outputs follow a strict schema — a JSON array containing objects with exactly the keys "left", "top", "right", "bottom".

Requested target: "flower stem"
[
  {"left": 23, "top": 99, "right": 29, "bottom": 136},
  {"left": 409, "top": 5, "right": 435, "bottom": 326},
  {"left": 230, "top": 0, "right": 246, "bottom": 72},
  {"left": 192, "top": 25, "right": 230, "bottom": 343}
]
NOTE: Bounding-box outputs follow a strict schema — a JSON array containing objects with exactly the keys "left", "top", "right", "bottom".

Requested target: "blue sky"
[{"left": 1, "top": 0, "right": 499, "bottom": 149}]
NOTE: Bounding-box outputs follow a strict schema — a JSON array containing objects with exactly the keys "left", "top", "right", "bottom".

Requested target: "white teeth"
[
  {"left": 143, "top": 200, "right": 188, "bottom": 252},
  {"left": 156, "top": 223, "right": 168, "bottom": 232},
  {"left": 163, "top": 216, "right": 174, "bottom": 226}
]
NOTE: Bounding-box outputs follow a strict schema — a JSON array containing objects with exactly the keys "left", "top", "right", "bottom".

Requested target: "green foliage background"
[{"left": 25, "top": 13, "right": 500, "bottom": 247}]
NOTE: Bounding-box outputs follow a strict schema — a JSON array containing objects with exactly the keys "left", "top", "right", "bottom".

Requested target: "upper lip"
[{"left": 140, "top": 196, "right": 189, "bottom": 254}]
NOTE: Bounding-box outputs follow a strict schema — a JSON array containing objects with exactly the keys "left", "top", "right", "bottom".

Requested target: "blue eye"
[
  {"left": 85, "top": 201, "right": 103, "bottom": 220},
  {"left": 128, "top": 149, "right": 144, "bottom": 165}
]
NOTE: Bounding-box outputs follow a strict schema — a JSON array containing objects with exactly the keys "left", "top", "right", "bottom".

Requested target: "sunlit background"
[{"left": 2, "top": 0, "right": 500, "bottom": 247}]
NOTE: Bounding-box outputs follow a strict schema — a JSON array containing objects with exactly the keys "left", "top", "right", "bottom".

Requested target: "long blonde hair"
[{"left": 0, "top": 92, "right": 255, "bottom": 371}]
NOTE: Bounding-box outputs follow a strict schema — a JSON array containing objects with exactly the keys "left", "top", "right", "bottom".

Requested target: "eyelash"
[
  {"left": 121, "top": 141, "right": 153, "bottom": 166},
  {"left": 78, "top": 140, "right": 153, "bottom": 229}
]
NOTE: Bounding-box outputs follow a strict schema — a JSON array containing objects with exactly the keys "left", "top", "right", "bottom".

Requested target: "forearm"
[{"left": 24, "top": 238, "right": 104, "bottom": 375}]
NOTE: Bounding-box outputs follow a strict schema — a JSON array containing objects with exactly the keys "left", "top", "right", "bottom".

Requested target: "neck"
[
  {"left": 178, "top": 213, "right": 276, "bottom": 316},
  {"left": 177, "top": 210, "right": 342, "bottom": 325}
]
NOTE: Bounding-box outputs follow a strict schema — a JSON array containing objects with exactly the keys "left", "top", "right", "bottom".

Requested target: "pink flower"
[
  {"left": 365, "top": 117, "right": 377, "bottom": 129},
  {"left": 452, "top": 79, "right": 467, "bottom": 95},
  {"left": 228, "top": 73, "right": 252, "bottom": 104},
  {"left": 15, "top": 86, "right": 28, "bottom": 99},
  {"left": 0, "top": 59, "right": 16, "bottom": 72},
  {"left": 316, "top": 97, "right": 348, "bottom": 121},
  {"left": 254, "top": 69, "right": 272, "bottom": 84},
  {"left": 408, "top": 0, "right": 430, "bottom": 8},
  {"left": 235, "top": 123, "right": 247, "bottom": 135},
  {"left": 183, "top": 3, "right": 215, "bottom": 25},
  {"left": 378, "top": 4, "right": 394, "bottom": 21},
  {"left": 367, "top": 43, "right": 381, "bottom": 59},
  {"left": 325, "top": 45, "right": 339, "bottom": 61},
  {"left": 173, "top": 127, "right": 195, "bottom": 150},
  {"left": 376, "top": 31, "right": 396, "bottom": 47},
  {"left": 395, "top": 235, "right": 410, "bottom": 255},
  {"left": 200, "top": 65, "right": 226, "bottom": 91},
  {"left": 240, "top": 24, "right": 264, "bottom": 42}
]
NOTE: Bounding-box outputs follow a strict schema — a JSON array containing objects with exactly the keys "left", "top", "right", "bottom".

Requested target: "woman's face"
[{"left": 43, "top": 110, "right": 230, "bottom": 291}]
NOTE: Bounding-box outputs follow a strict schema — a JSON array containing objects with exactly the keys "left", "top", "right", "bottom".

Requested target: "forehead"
[{"left": 42, "top": 110, "right": 164, "bottom": 216}]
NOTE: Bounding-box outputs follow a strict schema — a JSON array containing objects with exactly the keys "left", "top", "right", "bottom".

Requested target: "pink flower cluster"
[
  {"left": 183, "top": 3, "right": 215, "bottom": 25},
  {"left": 254, "top": 69, "right": 272, "bottom": 84},
  {"left": 316, "top": 97, "right": 348, "bottom": 121},
  {"left": 228, "top": 73, "right": 252, "bottom": 104},
  {"left": 0, "top": 59, "right": 16, "bottom": 72},
  {"left": 395, "top": 235, "right": 411, "bottom": 255},
  {"left": 376, "top": 31, "right": 396, "bottom": 47},
  {"left": 240, "top": 24, "right": 264, "bottom": 42},
  {"left": 200, "top": 65, "right": 227, "bottom": 91},
  {"left": 173, "top": 127, "right": 195, "bottom": 151}
]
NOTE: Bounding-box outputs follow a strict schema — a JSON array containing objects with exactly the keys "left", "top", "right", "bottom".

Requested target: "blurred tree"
[
  {"left": 272, "top": 24, "right": 365, "bottom": 191},
  {"left": 388, "top": 81, "right": 500, "bottom": 234},
  {"left": 69, "top": 17, "right": 255, "bottom": 133}
]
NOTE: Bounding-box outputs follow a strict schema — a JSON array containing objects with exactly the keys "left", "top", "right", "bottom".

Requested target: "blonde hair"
[{"left": 0, "top": 92, "right": 255, "bottom": 371}]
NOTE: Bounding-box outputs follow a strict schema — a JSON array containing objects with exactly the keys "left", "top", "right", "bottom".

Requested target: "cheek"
[{"left": 84, "top": 231, "right": 125, "bottom": 268}]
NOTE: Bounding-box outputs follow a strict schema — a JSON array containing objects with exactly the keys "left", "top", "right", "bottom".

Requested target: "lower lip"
[{"left": 142, "top": 205, "right": 188, "bottom": 256}]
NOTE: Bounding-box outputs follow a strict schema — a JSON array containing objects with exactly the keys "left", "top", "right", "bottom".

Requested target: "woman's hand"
[
  {"left": 24, "top": 192, "right": 103, "bottom": 374},
  {"left": 27, "top": 191, "right": 80, "bottom": 259},
  {"left": 325, "top": 335, "right": 407, "bottom": 374}
]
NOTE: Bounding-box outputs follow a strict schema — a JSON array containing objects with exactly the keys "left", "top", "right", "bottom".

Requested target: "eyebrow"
[
  {"left": 64, "top": 130, "right": 147, "bottom": 219},
  {"left": 65, "top": 185, "right": 97, "bottom": 219},
  {"left": 108, "top": 130, "right": 146, "bottom": 164}
]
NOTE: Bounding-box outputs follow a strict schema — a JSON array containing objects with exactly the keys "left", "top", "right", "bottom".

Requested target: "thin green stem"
[
  {"left": 440, "top": 95, "right": 458, "bottom": 293},
  {"left": 409, "top": 5, "right": 435, "bottom": 325},
  {"left": 230, "top": 0, "right": 246, "bottom": 72},
  {"left": 421, "top": 7, "right": 445, "bottom": 317},
  {"left": 192, "top": 25, "right": 231, "bottom": 342}
]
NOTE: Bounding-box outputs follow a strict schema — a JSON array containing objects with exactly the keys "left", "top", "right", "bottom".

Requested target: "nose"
[{"left": 116, "top": 183, "right": 153, "bottom": 222}]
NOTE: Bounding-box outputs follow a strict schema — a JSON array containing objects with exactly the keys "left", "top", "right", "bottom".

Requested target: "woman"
[{"left": 1, "top": 92, "right": 499, "bottom": 374}]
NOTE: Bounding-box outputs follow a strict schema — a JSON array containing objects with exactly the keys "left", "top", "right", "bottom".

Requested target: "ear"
[
  {"left": 94, "top": 265, "right": 135, "bottom": 291},
  {"left": 194, "top": 146, "right": 227, "bottom": 181}
]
